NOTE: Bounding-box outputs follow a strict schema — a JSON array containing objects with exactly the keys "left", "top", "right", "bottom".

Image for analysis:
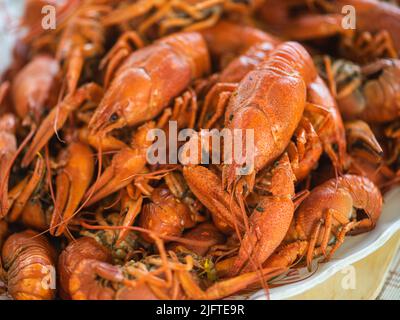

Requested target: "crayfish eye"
[{"left": 109, "top": 113, "right": 119, "bottom": 122}]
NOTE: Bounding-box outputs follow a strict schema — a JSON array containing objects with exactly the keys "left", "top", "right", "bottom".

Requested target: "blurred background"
[{"left": 0, "top": 0, "right": 24, "bottom": 73}]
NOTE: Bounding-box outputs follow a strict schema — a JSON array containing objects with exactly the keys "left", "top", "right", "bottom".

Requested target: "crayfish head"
[
  {"left": 89, "top": 68, "right": 154, "bottom": 136},
  {"left": 88, "top": 96, "right": 128, "bottom": 137},
  {"left": 295, "top": 184, "right": 354, "bottom": 240}
]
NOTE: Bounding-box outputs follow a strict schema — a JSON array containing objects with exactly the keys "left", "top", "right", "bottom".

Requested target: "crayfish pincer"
[{"left": 1, "top": 230, "right": 56, "bottom": 300}]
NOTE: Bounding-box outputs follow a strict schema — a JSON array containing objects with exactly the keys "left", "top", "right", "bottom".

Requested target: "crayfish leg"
[
  {"left": 117, "top": 192, "right": 143, "bottom": 245},
  {"left": 102, "top": 0, "right": 158, "bottom": 26},
  {"left": 198, "top": 82, "right": 237, "bottom": 129},
  {"left": 100, "top": 31, "right": 144, "bottom": 88},
  {"left": 306, "top": 220, "right": 322, "bottom": 271},
  {"left": 263, "top": 241, "right": 307, "bottom": 269},
  {"left": 324, "top": 220, "right": 358, "bottom": 262}
]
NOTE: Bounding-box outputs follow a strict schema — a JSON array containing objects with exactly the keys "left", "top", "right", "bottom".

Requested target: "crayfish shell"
[{"left": 2, "top": 230, "right": 56, "bottom": 300}]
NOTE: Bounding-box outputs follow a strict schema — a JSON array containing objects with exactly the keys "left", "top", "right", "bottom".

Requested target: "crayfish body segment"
[{"left": 1, "top": 230, "right": 56, "bottom": 300}]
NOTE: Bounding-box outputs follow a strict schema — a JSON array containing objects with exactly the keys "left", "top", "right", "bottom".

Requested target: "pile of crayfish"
[{"left": 0, "top": 0, "right": 399, "bottom": 300}]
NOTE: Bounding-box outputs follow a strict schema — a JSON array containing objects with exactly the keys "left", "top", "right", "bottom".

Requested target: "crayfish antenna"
[{"left": 292, "top": 189, "right": 310, "bottom": 210}]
